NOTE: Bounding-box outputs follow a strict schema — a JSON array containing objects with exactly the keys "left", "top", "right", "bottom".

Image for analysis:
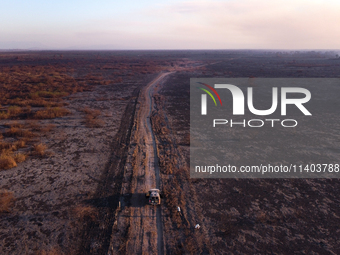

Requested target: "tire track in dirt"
[
  {"left": 144, "top": 73, "right": 172, "bottom": 255},
  {"left": 129, "top": 72, "right": 171, "bottom": 254},
  {"left": 108, "top": 72, "right": 171, "bottom": 255}
]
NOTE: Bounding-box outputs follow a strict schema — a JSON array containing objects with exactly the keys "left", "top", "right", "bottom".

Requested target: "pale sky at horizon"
[{"left": 1, "top": 0, "right": 339, "bottom": 50}]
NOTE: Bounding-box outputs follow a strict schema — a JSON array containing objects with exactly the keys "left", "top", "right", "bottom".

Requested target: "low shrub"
[
  {"left": 41, "top": 124, "right": 56, "bottom": 133},
  {"left": 85, "top": 115, "right": 105, "bottom": 128},
  {"left": 0, "top": 190, "right": 15, "bottom": 213},
  {"left": 7, "top": 106, "right": 22, "bottom": 116},
  {"left": 82, "top": 107, "right": 104, "bottom": 128},
  {"left": 6, "top": 126, "right": 34, "bottom": 138},
  {"left": 33, "top": 143, "right": 47, "bottom": 157},
  {"left": 14, "top": 152, "right": 26, "bottom": 163},
  {"left": 34, "top": 107, "right": 70, "bottom": 119},
  {"left": 73, "top": 205, "right": 98, "bottom": 221},
  {"left": 0, "top": 111, "right": 9, "bottom": 120},
  {"left": 81, "top": 107, "right": 101, "bottom": 116},
  {"left": 0, "top": 154, "right": 17, "bottom": 170},
  {"left": 0, "top": 141, "right": 13, "bottom": 150}
]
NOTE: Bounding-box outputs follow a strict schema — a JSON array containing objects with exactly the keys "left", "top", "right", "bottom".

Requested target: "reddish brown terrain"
[{"left": 0, "top": 50, "right": 340, "bottom": 254}]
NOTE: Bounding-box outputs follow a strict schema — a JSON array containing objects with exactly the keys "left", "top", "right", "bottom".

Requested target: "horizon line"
[{"left": 1, "top": 48, "right": 339, "bottom": 52}]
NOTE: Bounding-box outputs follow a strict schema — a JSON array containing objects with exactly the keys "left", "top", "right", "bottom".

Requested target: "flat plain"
[{"left": 0, "top": 50, "right": 340, "bottom": 254}]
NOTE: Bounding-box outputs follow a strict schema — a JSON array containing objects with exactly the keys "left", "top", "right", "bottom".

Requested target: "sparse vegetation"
[
  {"left": 0, "top": 146, "right": 28, "bottom": 170},
  {"left": 5, "top": 126, "right": 34, "bottom": 138},
  {"left": 81, "top": 107, "right": 101, "bottom": 116},
  {"left": 34, "top": 107, "right": 70, "bottom": 119},
  {"left": 81, "top": 107, "right": 104, "bottom": 128},
  {"left": 0, "top": 51, "right": 193, "bottom": 254},
  {"left": 0, "top": 153, "right": 17, "bottom": 170},
  {"left": 37, "top": 247, "right": 64, "bottom": 255},
  {"left": 0, "top": 123, "right": 32, "bottom": 170},
  {"left": 85, "top": 115, "right": 105, "bottom": 128},
  {"left": 0, "top": 111, "right": 8, "bottom": 120},
  {"left": 33, "top": 143, "right": 47, "bottom": 157},
  {"left": 14, "top": 152, "right": 27, "bottom": 163},
  {"left": 0, "top": 190, "right": 15, "bottom": 213},
  {"left": 2, "top": 51, "right": 339, "bottom": 254},
  {"left": 73, "top": 205, "right": 98, "bottom": 221},
  {"left": 41, "top": 124, "right": 56, "bottom": 133}
]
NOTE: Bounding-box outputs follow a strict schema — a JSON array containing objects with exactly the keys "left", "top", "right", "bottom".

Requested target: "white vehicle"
[{"left": 145, "top": 189, "right": 162, "bottom": 205}]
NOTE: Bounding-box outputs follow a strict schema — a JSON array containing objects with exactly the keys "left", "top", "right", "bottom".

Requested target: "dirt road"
[
  {"left": 108, "top": 72, "right": 171, "bottom": 255},
  {"left": 143, "top": 72, "right": 171, "bottom": 191},
  {"left": 141, "top": 72, "right": 172, "bottom": 254}
]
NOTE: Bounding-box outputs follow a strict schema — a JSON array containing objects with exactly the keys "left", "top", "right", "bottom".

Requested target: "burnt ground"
[
  {"left": 0, "top": 72, "right": 156, "bottom": 254},
  {"left": 0, "top": 51, "right": 166, "bottom": 254},
  {"left": 156, "top": 50, "right": 340, "bottom": 254},
  {"left": 0, "top": 50, "right": 204, "bottom": 254},
  {"left": 0, "top": 50, "right": 340, "bottom": 254}
]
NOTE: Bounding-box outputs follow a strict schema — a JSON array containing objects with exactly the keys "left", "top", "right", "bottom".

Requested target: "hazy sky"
[{"left": 1, "top": 0, "right": 339, "bottom": 50}]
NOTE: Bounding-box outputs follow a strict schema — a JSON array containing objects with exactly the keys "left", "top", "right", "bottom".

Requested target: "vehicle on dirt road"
[{"left": 145, "top": 189, "right": 162, "bottom": 205}]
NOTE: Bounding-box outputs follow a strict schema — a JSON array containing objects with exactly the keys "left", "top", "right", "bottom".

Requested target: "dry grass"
[
  {"left": 81, "top": 107, "right": 104, "bottom": 128},
  {"left": 0, "top": 189, "right": 15, "bottom": 213},
  {"left": 5, "top": 126, "right": 34, "bottom": 138},
  {"left": 150, "top": 104, "right": 202, "bottom": 253},
  {"left": 33, "top": 143, "right": 47, "bottom": 157},
  {"left": 0, "top": 140, "right": 12, "bottom": 150},
  {"left": 29, "top": 98, "right": 60, "bottom": 108},
  {"left": 31, "top": 91, "right": 68, "bottom": 99},
  {"left": 14, "top": 152, "right": 26, "bottom": 163},
  {"left": 0, "top": 107, "right": 22, "bottom": 120},
  {"left": 85, "top": 115, "right": 105, "bottom": 128},
  {"left": 34, "top": 107, "right": 70, "bottom": 119},
  {"left": 13, "top": 139, "right": 27, "bottom": 149},
  {"left": 28, "top": 121, "right": 56, "bottom": 133},
  {"left": 0, "top": 119, "right": 54, "bottom": 169},
  {"left": 0, "top": 111, "right": 9, "bottom": 120},
  {"left": 0, "top": 123, "right": 29, "bottom": 170},
  {"left": 7, "top": 105, "right": 22, "bottom": 116},
  {"left": 0, "top": 65, "right": 88, "bottom": 112},
  {"left": 0, "top": 139, "right": 26, "bottom": 151},
  {"left": 41, "top": 124, "right": 56, "bottom": 133},
  {"left": 7, "top": 121, "right": 24, "bottom": 128},
  {"left": 0, "top": 106, "right": 30, "bottom": 120},
  {"left": 0, "top": 153, "right": 17, "bottom": 170},
  {"left": 73, "top": 205, "right": 98, "bottom": 221},
  {"left": 37, "top": 247, "right": 64, "bottom": 255},
  {"left": 0, "top": 146, "right": 27, "bottom": 170},
  {"left": 26, "top": 120, "right": 41, "bottom": 131},
  {"left": 81, "top": 107, "right": 101, "bottom": 116}
]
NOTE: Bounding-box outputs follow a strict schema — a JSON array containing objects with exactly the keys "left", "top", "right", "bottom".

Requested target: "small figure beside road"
[
  {"left": 177, "top": 206, "right": 181, "bottom": 212},
  {"left": 195, "top": 224, "right": 200, "bottom": 229}
]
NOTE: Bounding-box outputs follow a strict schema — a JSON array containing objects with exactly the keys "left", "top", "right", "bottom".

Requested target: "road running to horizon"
[{"left": 117, "top": 72, "right": 171, "bottom": 254}]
